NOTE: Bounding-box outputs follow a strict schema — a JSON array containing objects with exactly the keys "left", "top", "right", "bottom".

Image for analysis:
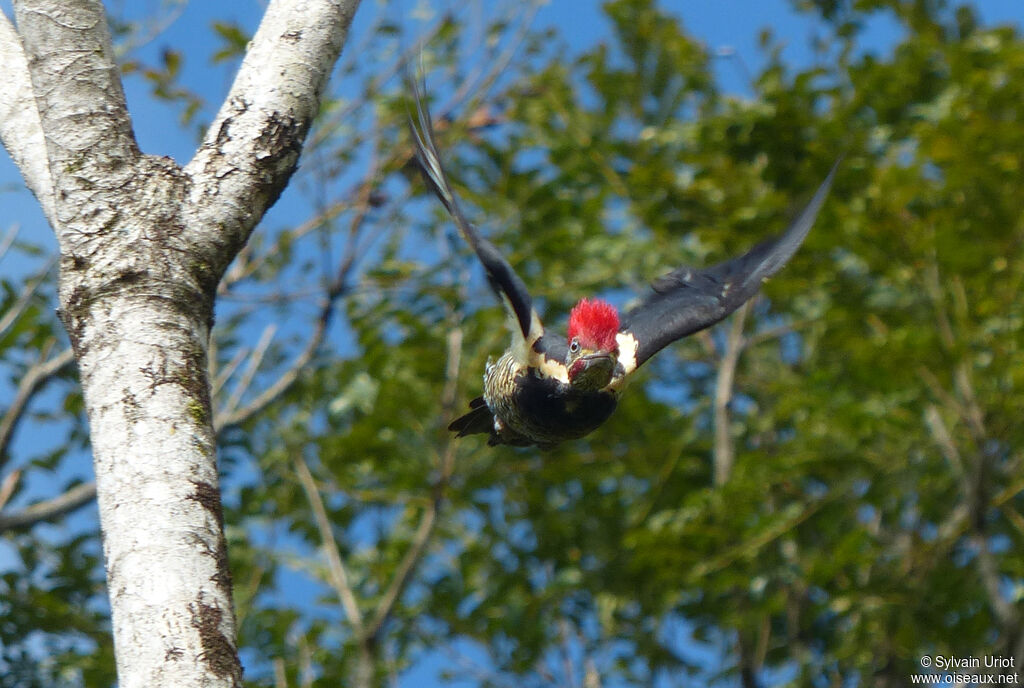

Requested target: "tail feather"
[{"left": 447, "top": 396, "right": 495, "bottom": 437}]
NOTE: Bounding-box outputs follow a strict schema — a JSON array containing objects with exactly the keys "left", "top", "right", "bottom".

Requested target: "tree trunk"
[
  {"left": 1, "top": 0, "right": 361, "bottom": 684},
  {"left": 60, "top": 226, "right": 239, "bottom": 685}
]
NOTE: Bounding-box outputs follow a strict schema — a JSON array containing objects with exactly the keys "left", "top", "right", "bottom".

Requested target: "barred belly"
[{"left": 483, "top": 352, "right": 618, "bottom": 447}]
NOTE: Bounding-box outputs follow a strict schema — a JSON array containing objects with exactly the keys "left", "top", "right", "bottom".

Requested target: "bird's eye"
[{"left": 569, "top": 338, "right": 580, "bottom": 354}]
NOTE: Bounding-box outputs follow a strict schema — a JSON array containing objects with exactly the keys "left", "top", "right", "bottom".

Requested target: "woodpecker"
[{"left": 408, "top": 84, "right": 836, "bottom": 448}]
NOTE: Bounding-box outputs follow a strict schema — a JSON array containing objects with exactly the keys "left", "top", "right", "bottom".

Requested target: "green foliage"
[{"left": 211, "top": 22, "right": 252, "bottom": 64}]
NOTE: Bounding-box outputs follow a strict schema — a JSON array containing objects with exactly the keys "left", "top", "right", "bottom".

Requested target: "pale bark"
[
  {"left": 0, "top": 13, "right": 54, "bottom": 220},
  {"left": 1, "top": 0, "right": 361, "bottom": 686}
]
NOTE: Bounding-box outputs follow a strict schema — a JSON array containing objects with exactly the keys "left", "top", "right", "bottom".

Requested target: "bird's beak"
[
  {"left": 569, "top": 350, "right": 617, "bottom": 389},
  {"left": 578, "top": 351, "right": 614, "bottom": 369}
]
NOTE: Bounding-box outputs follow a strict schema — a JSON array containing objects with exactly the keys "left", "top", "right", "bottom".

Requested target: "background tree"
[{"left": 1, "top": 0, "right": 1023, "bottom": 687}]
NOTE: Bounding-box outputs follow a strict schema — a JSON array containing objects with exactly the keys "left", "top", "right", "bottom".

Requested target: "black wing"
[
  {"left": 618, "top": 164, "right": 838, "bottom": 374},
  {"left": 408, "top": 78, "right": 538, "bottom": 343}
]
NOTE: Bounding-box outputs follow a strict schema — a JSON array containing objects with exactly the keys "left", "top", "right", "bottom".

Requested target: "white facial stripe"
[
  {"left": 536, "top": 355, "right": 569, "bottom": 384},
  {"left": 615, "top": 332, "right": 638, "bottom": 376}
]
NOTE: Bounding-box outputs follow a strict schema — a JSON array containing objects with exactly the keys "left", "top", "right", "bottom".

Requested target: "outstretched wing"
[
  {"left": 408, "top": 78, "right": 542, "bottom": 351},
  {"left": 616, "top": 164, "right": 838, "bottom": 376}
]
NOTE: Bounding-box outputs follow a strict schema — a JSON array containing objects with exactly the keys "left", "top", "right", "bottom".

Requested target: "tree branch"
[
  {"left": 0, "top": 225, "right": 19, "bottom": 264},
  {"left": 221, "top": 324, "right": 277, "bottom": 421},
  {"left": 0, "top": 347, "right": 75, "bottom": 470},
  {"left": 924, "top": 405, "right": 964, "bottom": 477},
  {"left": 583, "top": 656, "right": 602, "bottom": 688},
  {"left": 364, "top": 326, "right": 463, "bottom": 641},
  {"left": 12, "top": 0, "right": 138, "bottom": 242},
  {"left": 557, "top": 618, "right": 580, "bottom": 688},
  {"left": 0, "top": 258, "right": 55, "bottom": 340},
  {"left": 713, "top": 302, "right": 749, "bottom": 486},
  {"left": 365, "top": 500, "right": 436, "bottom": 640},
  {"left": 0, "top": 481, "right": 96, "bottom": 532},
  {"left": 973, "top": 533, "right": 1015, "bottom": 631},
  {"left": 214, "top": 134, "right": 377, "bottom": 432},
  {"left": 214, "top": 230, "right": 350, "bottom": 432},
  {"left": 0, "top": 470, "right": 20, "bottom": 512},
  {"left": 272, "top": 658, "right": 287, "bottom": 688},
  {"left": 183, "top": 0, "right": 361, "bottom": 267},
  {"left": 293, "top": 453, "right": 366, "bottom": 638},
  {"left": 926, "top": 393, "right": 1019, "bottom": 647},
  {"left": 0, "top": 14, "right": 54, "bottom": 220},
  {"left": 741, "top": 319, "right": 811, "bottom": 351}
]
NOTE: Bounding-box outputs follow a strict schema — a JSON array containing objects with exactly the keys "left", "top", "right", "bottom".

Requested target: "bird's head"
[{"left": 566, "top": 298, "right": 620, "bottom": 391}]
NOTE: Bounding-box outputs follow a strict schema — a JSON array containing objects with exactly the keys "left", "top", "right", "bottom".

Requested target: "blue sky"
[{"left": 2, "top": 0, "right": 1024, "bottom": 686}]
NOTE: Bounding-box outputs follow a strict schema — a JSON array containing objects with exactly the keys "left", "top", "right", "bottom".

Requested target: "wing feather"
[
  {"left": 619, "top": 164, "right": 838, "bottom": 373},
  {"left": 407, "top": 78, "right": 540, "bottom": 347}
]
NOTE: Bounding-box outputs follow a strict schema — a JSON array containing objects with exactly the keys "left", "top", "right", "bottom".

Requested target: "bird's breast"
[{"left": 483, "top": 352, "right": 618, "bottom": 445}]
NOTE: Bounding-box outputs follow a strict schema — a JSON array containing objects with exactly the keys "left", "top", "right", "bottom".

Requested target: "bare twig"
[
  {"left": 364, "top": 326, "right": 463, "bottom": 641},
  {"left": 211, "top": 346, "right": 249, "bottom": 399},
  {"left": 1001, "top": 505, "right": 1024, "bottom": 538},
  {"left": 222, "top": 323, "right": 277, "bottom": 419},
  {"left": 557, "top": 618, "right": 579, "bottom": 688},
  {"left": 754, "top": 615, "right": 771, "bottom": 674},
  {"left": 953, "top": 362, "right": 987, "bottom": 442},
  {"left": 926, "top": 398, "right": 1020, "bottom": 644},
  {"left": 0, "top": 469, "right": 21, "bottom": 512},
  {"left": 924, "top": 405, "right": 964, "bottom": 477},
  {"left": 738, "top": 632, "right": 761, "bottom": 688},
  {"left": 922, "top": 242, "right": 956, "bottom": 352},
  {"left": 691, "top": 493, "right": 833, "bottom": 579},
  {"left": 217, "top": 198, "right": 347, "bottom": 297},
  {"left": 365, "top": 498, "right": 437, "bottom": 640},
  {"left": 713, "top": 302, "right": 749, "bottom": 486},
  {"left": 0, "top": 481, "right": 96, "bottom": 532},
  {"left": 0, "top": 258, "right": 56, "bottom": 339},
  {"left": 113, "top": 1, "right": 188, "bottom": 58},
  {"left": 583, "top": 656, "right": 602, "bottom": 688},
  {"left": 921, "top": 252, "right": 1012, "bottom": 640},
  {"left": 298, "top": 635, "right": 314, "bottom": 688},
  {"left": 933, "top": 474, "right": 1024, "bottom": 546},
  {"left": 742, "top": 319, "right": 812, "bottom": 350},
  {"left": 918, "top": 366, "right": 969, "bottom": 424},
  {"left": 973, "top": 534, "right": 1015, "bottom": 630},
  {"left": 273, "top": 658, "right": 287, "bottom": 688},
  {"left": 0, "top": 224, "right": 18, "bottom": 265},
  {"left": 215, "top": 277, "right": 333, "bottom": 433},
  {"left": 307, "top": 16, "right": 451, "bottom": 150},
  {"left": 213, "top": 24, "right": 520, "bottom": 430},
  {"left": 440, "top": 0, "right": 541, "bottom": 122},
  {"left": 921, "top": 238, "right": 987, "bottom": 444},
  {"left": 214, "top": 133, "right": 381, "bottom": 432},
  {"left": 293, "top": 453, "right": 366, "bottom": 637},
  {"left": 0, "top": 347, "right": 75, "bottom": 470}
]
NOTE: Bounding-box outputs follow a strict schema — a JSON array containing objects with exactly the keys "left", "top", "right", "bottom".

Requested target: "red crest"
[{"left": 568, "top": 298, "right": 620, "bottom": 351}]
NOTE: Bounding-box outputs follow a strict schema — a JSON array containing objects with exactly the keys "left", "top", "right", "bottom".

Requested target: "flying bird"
[{"left": 408, "top": 84, "right": 836, "bottom": 448}]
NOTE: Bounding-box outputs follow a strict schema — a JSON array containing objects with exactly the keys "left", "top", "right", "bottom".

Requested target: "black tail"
[{"left": 447, "top": 396, "right": 494, "bottom": 437}]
